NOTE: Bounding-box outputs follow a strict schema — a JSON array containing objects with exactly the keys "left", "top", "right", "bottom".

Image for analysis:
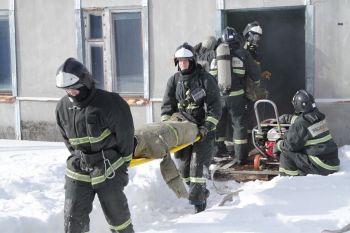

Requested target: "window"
[
  {"left": 84, "top": 12, "right": 104, "bottom": 90},
  {"left": 84, "top": 8, "right": 148, "bottom": 98},
  {"left": 0, "top": 16, "right": 12, "bottom": 94},
  {"left": 112, "top": 12, "right": 144, "bottom": 95}
]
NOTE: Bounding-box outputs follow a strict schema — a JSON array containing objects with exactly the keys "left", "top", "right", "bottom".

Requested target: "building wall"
[
  {"left": 0, "top": 0, "right": 8, "bottom": 9},
  {"left": 314, "top": 0, "right": 350, "bottom": 98},
  {"left": 0, "top": 103, "right": 15, "bottom": 138},
  {"left": 0, "top": 0, "right": 349, "bottom": 146},
  {"left": 149, "top": 0, "right": 217, "bottom": 99},
  {"left": 313, "top": 0, "right": 350, "bottom": 146}
]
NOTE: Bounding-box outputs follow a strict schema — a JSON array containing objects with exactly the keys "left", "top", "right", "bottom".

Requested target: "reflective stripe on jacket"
[{"left": 56, "top": 88, "right": 134, "bottom": 188}]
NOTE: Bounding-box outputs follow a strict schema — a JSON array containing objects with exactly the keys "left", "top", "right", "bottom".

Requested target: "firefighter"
[
  {"left": 211, "top": 27, "right": 261, "bottom": 164},
  {"left": 161, "top": 42, "right": 221, "bottom": 213},
  {"left": 55, "top": 58, "right": 134, "bottom": 233},
  {"left": 274, "top": 89, "right": 340, "bottom": 176},
  {"left": 243, "top": 21, "right": 263, "bottom": 62},
  {"left": 242, "top": 21, "right": 270, "bottom": 152}
]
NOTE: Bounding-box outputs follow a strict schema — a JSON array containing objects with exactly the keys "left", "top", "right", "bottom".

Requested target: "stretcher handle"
[{"left": 130, "top": 136, "right": 201, "bottom": 167}]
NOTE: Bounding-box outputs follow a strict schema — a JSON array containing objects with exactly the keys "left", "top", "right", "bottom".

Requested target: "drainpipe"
[
  {"left": 8, "top": 0, "right": 20, "bottom": 140},
  {"left": 75, "top": 0, "right": 84, "bottom": 61}
]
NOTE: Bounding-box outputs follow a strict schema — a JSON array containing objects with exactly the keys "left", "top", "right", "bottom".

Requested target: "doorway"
[{"left": 226, "top": 7, "right": 306, "bottom": 121}]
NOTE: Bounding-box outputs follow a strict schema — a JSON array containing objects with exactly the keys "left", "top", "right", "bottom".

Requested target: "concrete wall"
[
  {"left": 0, "top": 103, "right": 15, "bottom": 139},
  {"left": 149, "top": 0, "right": 217, "bottom": 99},
  {"left": 313, "top": 0, "right": 350, "bottom": 146},
  {"left": 19, "top": 101, "right": 59, "bottom": 141},
  {"left": 16, "top": 0, "right": 76, "bottom": 98},
  {"left": 314, "top": 0, "right": 350, "bottom": 98},
  {"left": 9, "top": 0, "right": 77, "bottom": 141},
  {"left": 223, "top": 0, "right": 306, "bottom": 9},
  {"left": 0, "top": 0, "right": 8, "bottom": 10}
]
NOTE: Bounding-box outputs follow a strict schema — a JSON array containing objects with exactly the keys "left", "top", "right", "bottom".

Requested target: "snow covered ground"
[{"left": 0, "top": 139, "right": 349, "bottom": 233}]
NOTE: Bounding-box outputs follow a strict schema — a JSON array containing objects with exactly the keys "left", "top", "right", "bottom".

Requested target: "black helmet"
[
  {"left": 56, "top": 58, "right": 94, "bottom": 90},
  {"left": 174, "top": 42, "right": 196, "bottom": 66},
  {"left": 221, "top": 27, "right": 242, "bottom": 46},
  {"left": 243, "top": 21, "right": 263, "bottom": 46},
  {"left": 292, "top": 89, "right": 316, "bottom": 113}
]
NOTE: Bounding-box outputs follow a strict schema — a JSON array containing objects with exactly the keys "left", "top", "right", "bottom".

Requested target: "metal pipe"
[{"left": 16, "top": 97, "right": 60, "bottom": 102}]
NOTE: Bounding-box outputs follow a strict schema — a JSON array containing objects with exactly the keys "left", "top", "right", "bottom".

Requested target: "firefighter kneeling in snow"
[
  {"left": 55, "top": 58, "right": 134, "bottom": 233},
  {"left": 274, "top": 89, "right": 340, "bottom": 176},
  {"left": 161, "top": 43, "right": 221, "bottom": 213}
]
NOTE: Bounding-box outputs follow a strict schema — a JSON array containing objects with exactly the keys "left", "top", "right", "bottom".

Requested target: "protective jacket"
[
  {"left": 161, "top": 64, "right": 221, "bottom": 208},
  {"left": 277, "top": 108, "right": 339, "bottom": 175},
  {"left": 161, "top": 64, "right": 221, "bottom": 131},
  {"left": 56, "top": 87, "right": 134, "bottom": 189}
]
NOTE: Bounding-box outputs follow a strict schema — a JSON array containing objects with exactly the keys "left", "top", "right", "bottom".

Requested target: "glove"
[
  {"left": 161, "top": 115, "right": 171, "bottom": 122},
  {"left": 278, "top": 114, "right": 290, "bottom": 124},
  {"left": 75, "top": 150, "right": 94, "bottom": 172},
  {"left": 198, "top": 126, "right": 209, "bottom": 140},
  {"left": 273, "top": 140, "right": 282, "bottom": 154}
]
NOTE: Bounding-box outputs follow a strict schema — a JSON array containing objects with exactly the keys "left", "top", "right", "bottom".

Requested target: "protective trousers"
[
  {"left": 175, "top": 131, "right": 215, "bottom": 205},
  {"left": 216, "top": 95, "right": 249, "bottom": 162},
  {"left": 279, "top": 151, "right": 336, "bottom": 176},
  {"left": 64, "top": 164, "right": 134, "bottom": 233}
]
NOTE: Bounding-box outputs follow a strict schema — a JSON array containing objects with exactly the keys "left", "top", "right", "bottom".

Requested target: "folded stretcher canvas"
[{"left": 133, "top": 120, "right": 199, "bottom": 159}]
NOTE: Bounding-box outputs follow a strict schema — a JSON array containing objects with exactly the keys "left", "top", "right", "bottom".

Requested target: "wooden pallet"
[{"left": 213, "top": 164, "right": 279, "bottom": 182}]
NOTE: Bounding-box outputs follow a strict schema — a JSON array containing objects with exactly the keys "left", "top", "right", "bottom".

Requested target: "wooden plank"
[{"left": 213, "top": 168, "right": 279, "bottom": 182}]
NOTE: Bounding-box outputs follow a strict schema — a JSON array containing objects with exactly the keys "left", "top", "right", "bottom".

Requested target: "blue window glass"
[
  {"left": 90, "top": 46, "right": 104, "bottom": 89},
  {"left": 113, "top": 12, "right": 143, "bottom": 95},
  {"left": 89, "top": 14, "right": 102, "bottom": 39},
  {"left": 0, "top": 17, "right": 12, "bottom": 93}
]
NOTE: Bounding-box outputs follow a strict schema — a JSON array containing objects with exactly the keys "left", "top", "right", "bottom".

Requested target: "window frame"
[
  {"left": 83, "top": 6, "right": 149, "bottom": 100},
  {"left": 83, "top": 10, "right": 107, "bottom": 90},
  {"left": 0, "top": 10, "right": 16, "bottom": 99}
]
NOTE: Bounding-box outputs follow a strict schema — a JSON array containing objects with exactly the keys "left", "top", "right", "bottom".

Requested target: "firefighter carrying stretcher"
[{"left": 161, "top": 42, "right": 222, "bottom": 213}]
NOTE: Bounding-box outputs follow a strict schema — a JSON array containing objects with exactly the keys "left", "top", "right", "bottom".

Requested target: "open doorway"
[{"left": 226, "top": 7, "right": 306, "bottom": 121}]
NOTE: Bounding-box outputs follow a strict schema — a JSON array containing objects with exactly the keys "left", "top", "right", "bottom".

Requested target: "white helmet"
[
  {"left": 243, "top": 21, "right": 263, "bottom": 46},
  {"left": 174, "top": 42, "right": 196, "bottom": 66}
]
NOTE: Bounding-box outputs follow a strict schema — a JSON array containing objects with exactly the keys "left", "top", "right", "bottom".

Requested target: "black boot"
[
  {"left": 194, "top": 189, "right": 210, "bottom": 214},
  {"left": 215, "top": 142, "right": 229, "bottom": 158},
  {"left": 194, "top": 202, "right": 207, "bottom": 214}
]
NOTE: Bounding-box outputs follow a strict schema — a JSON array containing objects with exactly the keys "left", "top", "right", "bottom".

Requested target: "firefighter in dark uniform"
[
  {"left": 55, "top": 58, "right": 134, "bottom": 233},
  {"left": 243, "top": 21, "right": 263, "bottom": 63},
  {"left": 242, "top": 21, "right": 269, "bottom": 151},
  {"left": 211, "top": 27, "right": 261, "bottom": 164},
  {"left": 161, "top": 43, "right": 221, "bottom": 213},
  {"left": 274, "top": 89, "right": 340, "bottom": 176}
]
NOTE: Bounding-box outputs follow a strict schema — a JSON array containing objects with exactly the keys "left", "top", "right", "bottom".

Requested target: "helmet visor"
[{"left": 56, "top": 71, "right": 83, "bottom": 89}]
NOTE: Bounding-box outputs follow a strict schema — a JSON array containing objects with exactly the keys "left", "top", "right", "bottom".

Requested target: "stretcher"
[{"left": 130, "top": 136, "right": 200, "bottom": 167}]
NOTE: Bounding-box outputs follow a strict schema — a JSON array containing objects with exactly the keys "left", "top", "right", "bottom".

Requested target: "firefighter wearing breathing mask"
[
  {"left": 161, "top": 42, "right": 221, "bottom": 213},
  {"left": 210, "top": 27, "right": 261, "bottom": 164},
  {"left": 243, "top": 21, "right": 263, "bottom": 62}
]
